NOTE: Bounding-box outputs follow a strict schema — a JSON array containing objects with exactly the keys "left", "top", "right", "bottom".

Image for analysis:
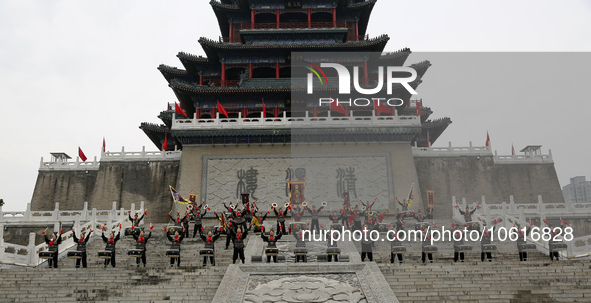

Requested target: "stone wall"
[
  {"left": 31, "top": 170, "right": 98, "bottom": 211},
  {"left": 88, "top": 161, "right": 179, "bottom": 223},
  {"left": 177, "top": 143, "right": 423, "bottom": 213},
  {"left": 414, "top": 155, "right": 564, "bottom": 219},
  {"left": 31, "top": 161, "right": 179, "bottom": 223}
]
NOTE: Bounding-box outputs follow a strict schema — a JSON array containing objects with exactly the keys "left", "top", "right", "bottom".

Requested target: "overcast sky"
[{"left": 1, "top": 0, "right": 591, "bottom": 211}]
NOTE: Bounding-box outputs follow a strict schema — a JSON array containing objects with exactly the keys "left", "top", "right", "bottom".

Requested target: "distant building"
[{"left": 563, "top": 176, "right": 591, "bottom": 203}]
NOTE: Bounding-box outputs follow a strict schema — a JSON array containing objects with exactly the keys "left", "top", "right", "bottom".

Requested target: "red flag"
[
  {"left": 416, "top": 100, "right": 421, "bottom": 116},
  {"left": 162, "top": 135, "right": 168, "bottom": 151},
  {"left": 426, "top": 130, "right": 430, "bottom": 147},
  {"left": 102, "top": 137, "right": 106, "bottom": 152},
  {"left": 262, "top": 99, "right": 267, "bottom": 118},
  {"left": 485, "top": 131, "right": 490, "bottom": 147},
  {"left": 217, "top": 101, "right": 229, "bottom": 118},
  {"left": 330, "top": 98, "right": 346, "bottom": 115},
  {"left": 374, "top": 99, "right": 390, "bottom": 114},
  {"left": 78, "top": 147, "right": 87, "bottom": 162},
  {"left": 175, "top": 102, "right": 187, "bottom": 117}
]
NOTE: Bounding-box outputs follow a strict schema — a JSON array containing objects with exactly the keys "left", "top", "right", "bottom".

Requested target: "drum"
[
  {"left": 128, "top": 249, "right": 143, "bottom": 257},
  {"left": 391, "top": 246, "right": 407, "bottom": 254},
  {"left": 518, "top": 243, "right": 536, "bottom": 252},
  {"left": 167, "top": 226, "right": 183, "bottom": 236},
  {"left": 550, "top": 243, "right": 567, "bottom": 251},
  {"left": 466, "top": 222, "right": 479, "bottom": 230},
  {"left": 415, "top": 222, "right": 431, "bottom": 231},
  {"left": 327, "top": 247, "right": 341, "bottom": 255},
  {"left": 290, "top": 222, "right": 307, "bottom": 232},
  {"left": 265, "top": 248, "right": 279, "bottom": 256},
  {"left": 295, "top": 241, "right": 306, "bottom": 248},
  {"left": 376, "top": 224, "right": 388, "bottom": 233},
  {"left": 200, "top": 249, "right": 214, "bottom": 257},
  {"left": 294, "top": 248, "right": 308, "bottom": 255},
  {"left": 124, "top": 227, "right": 140, "bottom": 238},
  {"left": 39, "top": 251, "right": 55, "bottom": 259},
  {"left": 166, "top": 249, "right": 180, "bottom": 258},
  {"left": 482, "top": 244, "right": 497, "bottom": 252},
  {"left": 423, "top": 245, "right": 438, "bottom": 253},
  {"left": 67, "top": 251, "right": 83, "bottom": 259},
  {"left": 330, "top": 224, "right": 341, "bottom": 230},
  {"left": 98, "top": 251, "right": 112, "bottom": 259},
  {"left": 457, "top": 245, "right": 472, "bottom": 252}
]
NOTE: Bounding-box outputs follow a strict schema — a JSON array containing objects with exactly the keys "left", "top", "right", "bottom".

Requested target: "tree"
[{"left": 0, "top": 199, "right": 4, "bottom": 207}]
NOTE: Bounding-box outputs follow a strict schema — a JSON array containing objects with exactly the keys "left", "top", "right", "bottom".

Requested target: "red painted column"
[
  {"left": 355, "top": 20, "right": 359, "bottom": 41},
  {"left": 199, "top": 75, "right": 203, "bottom": 85},
  {"left": 313, "top": 106, "right": 318, "bottom": 117},
  {"left": 229, "top": 22, "right": 233, "bottom": 42},
  {"left": 221, "top": 63, "right": 226, "bottom": 86},
  {"left": 332, "top": 8, "right": 336, "bottom": 28},
  {"left": 276, "top": 9, "right": 280, "bottom": 29},
  {"left": 242, "top": 107, "right": 248, "bottom": 118},
  {"left": 251, "top": 9, "right": 255, "bottom": 29},
  {"left": 363, "top": 60, "right": 368, "bottom": 85},
  {"left": 195, "top": 107, "right": 201, "bottom": 119},
  {"left": 274, "top": 105, "right": 279, "bottom": 118},
  {"left": 307, "top": 8, "right": 311, "bottom": 28},
  {"left": 276, "top": 62, "right": 280, "bottom": 78},
  {"left": 211, "top": 108, "right": 216, "bottom": 119},
  {"left": 248, "top": 63, "right": 253, "bottom": 78}
]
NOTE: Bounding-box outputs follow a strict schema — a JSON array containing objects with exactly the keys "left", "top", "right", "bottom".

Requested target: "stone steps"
[{"left": 379, "top": 260, "right": 591, "bottom": 303}]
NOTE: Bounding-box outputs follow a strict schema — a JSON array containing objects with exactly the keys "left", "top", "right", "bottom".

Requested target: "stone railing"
[
  {"left": 452, "top": 196, "right": 591, "bottom": 259},
  {"left": 493, "top": 150, "right": 554, "bottom": 164},
  {"left": 101, "top": 146, "right": 181, "bottom": 162},
  {"left": 172, "top": 111, "right": 421, "bottom": 130},
  {"left": 39, "top": 157, "right": 100, "bottom": 171},
  {"left": 38, "top": 148, "right": 182, "bottom": 170},
  {"left": 412, "top": 142, "right": 493, "bottom": 157},
  {"left": 0, "top": 202, "right": 144, "bottom": 267}
]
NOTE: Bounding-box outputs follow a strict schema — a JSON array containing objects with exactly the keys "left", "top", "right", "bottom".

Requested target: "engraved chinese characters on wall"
[
  {"left": 237, "top": 167, "right": 259, "bottom": 199},
  {"left": 205, "top": 156, "right": 390, "bottom": 210}
]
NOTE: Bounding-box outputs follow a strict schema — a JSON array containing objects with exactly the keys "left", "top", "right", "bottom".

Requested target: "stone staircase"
[
  {"left": 379, "top": 260, "right": 591, "bottom": 303},
  {"left": 0, "top": 222, "right": 236, "bottom": 302}
]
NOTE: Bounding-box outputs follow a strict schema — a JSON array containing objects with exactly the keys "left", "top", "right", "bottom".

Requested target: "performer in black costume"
[
  {"left": 128, "top": 210, "right": 146, "bottom": 226},
  {"left": 72, "top": 228, "right": 92, "bottom": 268},
  {"left": 307, "top": 205, "right": 324, "bottom": 233},
  {"left": 229, "top": 224, "right": 252, "bottom": 264},
  {"left": 191, "top": 208, "right": 207, "bottom": 238},
  {"left": 421, "top": 229, "right": 434, "bottom": 263},
  {"left": 390, "top": 227, "right": 404, "bottom": 264},
  {"left": 165, "top": 228, "right": 184, "bottom": 267},
  {"left": 43, "top": 228, "right": 62, "bottom": 268},
  {"left": 260, "top": 227, "right": 283, "bottom": 263},
  {"left": 200, "top": 228, "right": 221, "bottom": 266},
  {"left": 101, "top": 227, "right": 120, "bottom": 267},
  {"left": 360, "top": 224, "right": 374, "bottom": 261},
  {"left": 273, "top": 206, "right": 288, "bottom": 235},
  {"left": 481, "top": 224, "right": 493, "bottom": 262},
  {"left": 453, "top": 225, "right": 465, "bottom": 262},
  {"left": 132, "top": 225, "right": 153, "bottom": 267}
]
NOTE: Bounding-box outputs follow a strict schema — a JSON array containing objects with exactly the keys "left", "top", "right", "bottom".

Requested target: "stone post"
[
  {"left": 502, "top": 202, "right": 508, "bottom": 228},
  {"left": 53, "top": 202, "right": 60, "bottom": 220},
  {"left": 27, "top": 232, "right": 37, "bottom": 266},
  {"left": 112, "top": 201, "right": 117, "bottom": 216},
  {"left": 0, "top": 224, "right": 4, "bottom": 261},
  {"left": 107, "top": 213, "right": 113, "bottom": 234},
  {"left": 24, "top": 203, "right": 31, "bottom": 221},
  {"left": 74, "top": 214, "right": 80, "bottom": 232},
  {"left": 82, "top": 202, "right": 88, "bottom": 221},
  {"left": 509, "top": 195, "right": 516, "bottom": 214},
  {"left": 518, "top": 207, "right": 525, "bottom": 225},
  {"left": 538, "top": 195, "right": 545, "bottom": 214},
  {"left": 91, "top": 208, "right": 97, "bottom": 234}
]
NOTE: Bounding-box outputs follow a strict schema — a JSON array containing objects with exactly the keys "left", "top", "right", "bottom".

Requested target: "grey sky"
[{"left": 1, "top": 0, "right": 590, "bottom": 211}]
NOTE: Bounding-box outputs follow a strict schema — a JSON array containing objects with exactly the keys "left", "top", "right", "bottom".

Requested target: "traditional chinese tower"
[{"left": 139, "top": 0, "right": 452, "bottom": 210}]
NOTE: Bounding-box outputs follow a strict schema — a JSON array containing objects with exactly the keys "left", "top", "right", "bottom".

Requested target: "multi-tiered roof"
[{"left": 140, "top": 0, "right": 451, "bottom": 149}]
